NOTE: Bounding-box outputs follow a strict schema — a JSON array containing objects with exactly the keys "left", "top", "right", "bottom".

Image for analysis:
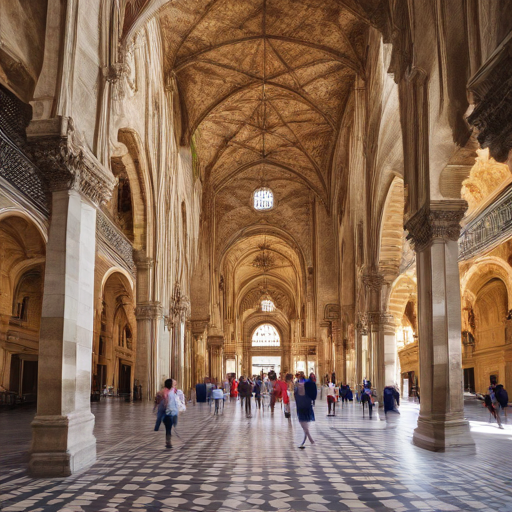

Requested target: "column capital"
[
  {"left": 28, "top": 117, "right": 115, "bottom": 206},
  {"left": 207, "top": 335, "right": 224, "bottom": 347},
  {"left": 362, "top": 271, "right": 384, "bottom": 291},
  {"left": 405, "top": 200, "right": 467, "bottom": 252},
  {"left": 133, "top": 251, "right": 154, "bottom": 270},
  {"left": 135, "top": 301, "right": 162, "bottom": 320},
  {"left": 191, "top": 319, "right": 209, "bottom": 337}
]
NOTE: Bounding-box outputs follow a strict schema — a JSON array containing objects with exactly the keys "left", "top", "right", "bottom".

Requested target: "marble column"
[
  {"left": 27, "top": 129, "right": 115, "bottom": 477},
  {"left": 406, "top": 200, "right": 475, "bottom": 452}
]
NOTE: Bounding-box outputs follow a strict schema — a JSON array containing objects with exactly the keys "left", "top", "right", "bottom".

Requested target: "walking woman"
[
  {"left": 162, "top": 378, "right": 179, "bottom": 448},
  {"left": 294, "top": 372, "right": 317, "bottom": 448}
]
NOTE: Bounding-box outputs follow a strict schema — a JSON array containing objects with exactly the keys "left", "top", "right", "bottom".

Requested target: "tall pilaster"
[
  {"left": 406, "top": 200, "right": 475, "bottom": 452},
  {"left": 27, "top": 124, "right": 115, "bottom": 476}
]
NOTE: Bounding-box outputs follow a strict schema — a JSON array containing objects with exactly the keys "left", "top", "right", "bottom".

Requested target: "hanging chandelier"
[{"left": 252, "top": 240, "right": 275, "bottom": 272}]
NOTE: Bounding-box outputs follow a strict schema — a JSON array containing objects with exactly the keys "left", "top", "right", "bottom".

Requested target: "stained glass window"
[
  {"left": 253, "top": 187, "right": 274, "bottom": 210},
  {"left": 252, "top": 323, "right": 280, "bottom": 346}
]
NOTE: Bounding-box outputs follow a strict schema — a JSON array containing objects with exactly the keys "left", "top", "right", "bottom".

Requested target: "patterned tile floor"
[{"left": 1, "top": 395, "right": 511, "bottom": 512}]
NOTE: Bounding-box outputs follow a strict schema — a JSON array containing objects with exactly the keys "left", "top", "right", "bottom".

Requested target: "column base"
[
  {"left": 412, "top": 416, "right": 475, "bottom": 453},
  {"left": 29, "top": 410, "right": 96, "bottom": 477}
]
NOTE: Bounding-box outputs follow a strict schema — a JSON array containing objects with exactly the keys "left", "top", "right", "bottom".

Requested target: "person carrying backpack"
[
  {"left": 361, "top": 381, "right": 374, "bottom": 419},
  {"left": 495, "top": 384, "right": 508, "bottom": 422}
]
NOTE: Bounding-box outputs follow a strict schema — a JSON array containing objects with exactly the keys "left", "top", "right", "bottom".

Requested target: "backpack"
[{"left": 496, "top": 386, "right": 508, "bottom": 407}]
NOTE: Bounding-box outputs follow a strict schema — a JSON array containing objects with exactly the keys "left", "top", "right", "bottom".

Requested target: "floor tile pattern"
[{"left": 1, "top": 396, "right": 511, "bottom": 511}]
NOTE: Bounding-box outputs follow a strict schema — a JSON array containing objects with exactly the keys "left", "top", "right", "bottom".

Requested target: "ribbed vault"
[{"left": 159, "top": 0, "right": 366, "bottom": 202}]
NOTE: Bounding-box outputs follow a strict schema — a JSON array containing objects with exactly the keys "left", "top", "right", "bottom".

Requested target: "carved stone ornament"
[
  {"left": 96, "top": 210, "right": 135, "bottom": 274},
  {"left": 135, "top": 302, "right": 162, "bottom": 320},
  {"left": 207, "top": 335, "right": 224, "bottom": 347},
  {"left": 362, "top": 272, "right": 384, "bottom": 291},
  {"left": 459, "top": 182, "right": 512, "bottom": 260},
  {"left": 405, "top": 200, "right": 467, "bottom": 253},
  {"left": 356, "top": 312, "right": 368, "bottom": 336},
  {"left": 28, "top": 119, "right": 115, "bottom": 206},
  {"left": 167, "top": 282, "right": 191, "bottom": 327},
  {"left": 191, "top": 319, "right": 209, "bottom": 336},
  {"left": 324, "top": 303, "right": 340, "bottom": 320},
  {"left": 467, "top": 31, "right": 512, "bottom": 163}
]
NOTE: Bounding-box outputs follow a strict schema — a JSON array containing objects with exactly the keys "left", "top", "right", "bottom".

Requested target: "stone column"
[
  {"left": 191, "top": 320, "right": 208, "bottom": 384},
  {"left": 319, "top": 321, "right": 331, "bottom": 382},
  {"left": 28, "top": 128, "right": 115, "bottom": 476},
  {"left": 406, "top": 200, "right": 475, "bottom": 452},
  {"left": 355, "top": 313, "right": 366, "bottom": 386},
  {"left": 381, "top": 314, "right": 398, "bottom": 387},
  {"left": 207, "top": 335, "right": 224, "bottom": 382},
  {"left": 134, "top": 301, "right": 162, "bottom": 400},
  {"left": 363, "top": 273, "right": 384, "bottom": 398}
]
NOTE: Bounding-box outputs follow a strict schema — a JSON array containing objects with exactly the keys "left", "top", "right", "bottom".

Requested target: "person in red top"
[
  {"left": 275, "top": 373, "right": 290, "bottom": 417},
  {"left": 230, "top": 376, "right": 238, "bottom": 401}
]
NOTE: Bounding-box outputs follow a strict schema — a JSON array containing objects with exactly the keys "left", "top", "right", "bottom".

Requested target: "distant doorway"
[
  {"left": 252, "top": 356, "right": 281, "bottom": 377},
  {"left": 464, "top": 367, "right": 475, "bottom": 393},
  {"left": 119, "top": 364, "right": 132, "bottom": 395},
  {"left": 9, "top": 354, "right": 38, "bottom": 402}
]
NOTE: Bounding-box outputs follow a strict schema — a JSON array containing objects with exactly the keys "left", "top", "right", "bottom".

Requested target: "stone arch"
[
  {"left": 378, "top": 177, "right": 405, "bottom": 280},
  {"left": 388, "top": 274, "right": 417, "bottom": 326},
  {"left": 0, "top": 213, "right": 46, "bottom": 398},
  {"left": 93, "top": 271, "right": 137, "bottom": 396},
  {"left": 471, "top": 277, "right": 509, "bottom": 393},
  {"left": 0, "top": 208, "right": 48, "bottom": 243},
  {"left": 461, "top": 257, "right": 512, "bottom": 310},
  {"left": 116, "top": 128, "right": 152, "bottom": 252}
]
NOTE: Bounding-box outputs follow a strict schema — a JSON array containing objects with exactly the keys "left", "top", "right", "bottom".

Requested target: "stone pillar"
[
  {"left": 207, "top": 335, "right": 224, "bottom": 382},
  {"left": 381, "top": 314, "right": 398, "bottom": 387},
  {"left": 191, "top": 320, "right": 208, "bottom": 384},
  {"left": 406, "top": 200, "right": 475, "bottom": 452},
  {"left": 355, "top": 313, "right": 366, "bottom": 386},
  {"left": 133, "top": 253, "right": 156, "bottom": 400},
  {"left": 363, "top": 273, "right": 384, "bottom": 398},
  {"left": 28, "top": 128, "right": 115, "bottom": 476},
  {"left": 319, "top": 321, "right": 331, "bottom": 383},
  {"left": 134, "top": 301, "right": 162, "bottom": 400}
]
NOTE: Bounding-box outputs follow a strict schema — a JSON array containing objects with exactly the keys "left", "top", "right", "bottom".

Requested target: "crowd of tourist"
[{"left": 153, "top": 372, "right": 508, "bottom": 449}]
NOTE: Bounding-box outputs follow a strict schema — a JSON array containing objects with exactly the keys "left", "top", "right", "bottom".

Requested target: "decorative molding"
[
  {"left": 27, "top": 118, "right": 115, "bottom": 206},
  {"left": 406, "top": 200, "right": 467, "bottom": 252},
  {"left": 459, "top": 181, "right": 512, "bottom": 260},
  {"left": 324, "top": 303, "right": 340, "bottom": 320},
  {"left": 207, "top": 335, "right": 224, "bottom": 347},
  {"left": 467, "top": 31, "right": 512, "bottom": 163},
  {"left": 0, "top": 85, "right": 48, "bottom": 214},
  {"left": 135, "top": 302, "right": 162, "bottom": 320},
  {"left": 96, "top": 210, "right": 135, "bottom": 274}
]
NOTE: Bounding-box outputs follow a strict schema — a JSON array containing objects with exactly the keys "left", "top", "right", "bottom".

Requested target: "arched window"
[
  {"left": 252, "top": 324, "right": 280, "bottom": 347},
  {"left": 261, "top": 299, "right": 274, "bottom": 312},
  {"left": 253, "top": 187, "right": 274, "bottom": 211}
]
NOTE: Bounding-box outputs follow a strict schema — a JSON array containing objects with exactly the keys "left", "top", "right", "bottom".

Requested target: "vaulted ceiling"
[{"left": 159, "top": 0, "right": 367, "bottom": 203}]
